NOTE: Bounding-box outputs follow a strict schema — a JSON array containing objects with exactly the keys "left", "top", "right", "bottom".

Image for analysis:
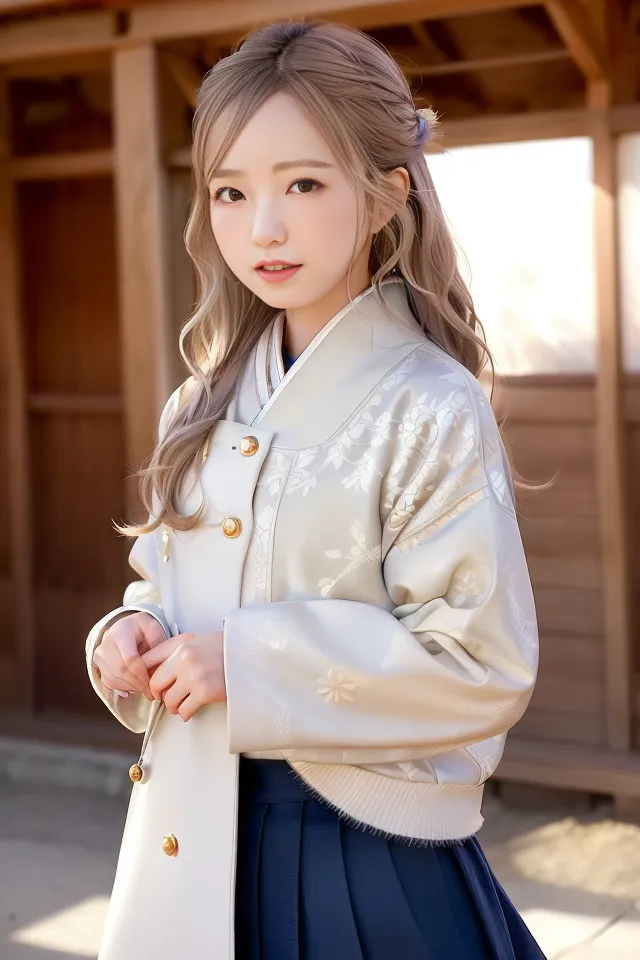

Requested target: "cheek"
[
  {"left": 209, "top": 205, "right": 242, "bottom": 263},
  {"left": 302, "top": 189, "right": 361, "bottom": 253}
]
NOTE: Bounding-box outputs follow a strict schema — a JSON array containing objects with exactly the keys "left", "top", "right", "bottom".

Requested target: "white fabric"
[{"left": 85, "top": 276, "right": 538, "bottom": 959}]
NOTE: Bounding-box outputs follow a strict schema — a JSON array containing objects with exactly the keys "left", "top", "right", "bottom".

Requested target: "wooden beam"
[
  {"left": 0, "top": 76, "right": 34, "bottom": 712},
  {"left": 0, "top": 0, "right": 67, "bottom": 11},
  {"left": 611, "top": 104, "right": 640, "bottom": 135},
  {"left": 545, "top": 0, "right": 608, "bottom": 80},
  {"left": 499, "top": 738, "right": 640, "bottom": 797},
  {"left": 5, "top": 50, "right": 111, "bottom": 79},
  {"left": 161, "top": 51, "right": 202, "bottom": 112},
  {"left": 589, "top": 80, "right": 632, "bottom": 753},
  {"left": 425, "top": 108, "right": 590, "bottom": 150},
  {"left": 127, "top": 0, "right": 532, "bottom": 45},
  {"left": 5, "top": 150, "right": 113, "bottom": 182},
  {"left": 408, "top": 20, "right": 447, "bottom": 64},
  {"left": 0, "top": 10, "right": 115, "bottom": 65},
  {"left": 399, "top": 47, "right": 572, "bottom": 77},
  {"left": 113, "top": 44, "right": 173, "bottom": 519}
]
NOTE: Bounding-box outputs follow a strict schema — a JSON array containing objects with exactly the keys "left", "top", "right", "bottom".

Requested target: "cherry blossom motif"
[{"left": 315, "top": 667, "right": 359, "bottom": 703}]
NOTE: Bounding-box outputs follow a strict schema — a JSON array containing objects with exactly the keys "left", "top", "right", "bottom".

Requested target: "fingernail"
[{"left": 117, "top": 691, "right": 129, "bottom": 699}]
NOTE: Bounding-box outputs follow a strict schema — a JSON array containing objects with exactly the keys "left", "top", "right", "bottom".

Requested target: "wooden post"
[
  {"left": 0, "top": 73, "right": 34, "bottom": 711},
  {"left": 589, "top": 78, "right": 633, "bottom": 754},
  {"left": 112, "top": 43, "right": 173, "bottom": 519}
]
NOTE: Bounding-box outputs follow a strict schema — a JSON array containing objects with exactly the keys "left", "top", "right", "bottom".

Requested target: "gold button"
[
  {"left": 129, "top": 763, "right": 143, "bottom": 783},
  {"left": 162, "top": 834, "right": 178, "bottom": 857},
  {"left": 239, "top": 435, "right": 259, "bottom": 457},
  {"left": 222, "top": 516, "right": 242, "bottom": 538}
]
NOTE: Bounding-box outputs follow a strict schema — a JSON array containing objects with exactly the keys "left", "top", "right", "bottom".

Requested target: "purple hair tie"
[{"left": 415, "top": 112, "right": 429, "bottom": 146}]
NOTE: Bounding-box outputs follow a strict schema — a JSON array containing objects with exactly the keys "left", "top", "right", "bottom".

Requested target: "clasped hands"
[{"left": 92, "top": 612, "right": 226, "bottom": 722}]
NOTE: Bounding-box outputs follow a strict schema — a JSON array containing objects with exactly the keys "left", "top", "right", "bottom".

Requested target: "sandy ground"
[{"left": 1, "top": 777, "right": 640, "bottom": 959}]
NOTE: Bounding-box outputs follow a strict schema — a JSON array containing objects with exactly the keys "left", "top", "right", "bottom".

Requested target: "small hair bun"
[{"left": 415, "top": 107, "right": 439, "bottom": 146}]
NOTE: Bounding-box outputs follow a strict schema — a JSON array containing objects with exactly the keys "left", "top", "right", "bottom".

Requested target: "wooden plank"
[
  {"left": 28, "top": 393, "right": 122, "bottom": 415},
  {"left": 0, "top": 76, "right": 34, "bottom": 712},
  {"left": 545, "top": 0, "right": 608, "bottom": 80},
  {"left": 6, "top": 150, "right": 113, "bottom": 182},
  {"left": 611, "top": 104, "right": 640, "bottom": 135},
  {"left": 0, "top": 0, "right": 67, "bottom": 11},
  {"left": 113, "top": 44, "right": 173, "bottom": 519},
  {"left": 127, "top": 0, "right": 532, "bottom": 45},
  {"left": 6, "top": 51, "right": 111, "bottom": 79},
  {"left": 161, "top": 52, "right": 202, "bottom": 112},
  {"left": 426, "top": 108, "right": 590, "bottom": 150},
  {"left": 401, "top": 48, "right": 572, "bottom": 77},
  {"left": 512, "top": 707, "right": 606, "bottom": 747},
  {"left": 0, "top": 10, "right": 115, "bottom": 64},
  {"left": 498, "top": 738, "right": 640, "bottom": 797},
  {"left": 494, "top": 383, "right": 595, "bottom": 423},
  {"left": 589, "top": 81, "right": 633, "bottom": 752}
]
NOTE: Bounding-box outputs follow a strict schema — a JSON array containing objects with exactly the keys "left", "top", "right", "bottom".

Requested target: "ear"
[{"left": 370, "top": 166, "right": 411, "bottom": 234}]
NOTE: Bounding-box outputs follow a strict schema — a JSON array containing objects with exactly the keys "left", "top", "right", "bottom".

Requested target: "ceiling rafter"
[
  {"left": 390, "top": 47, "right": 571, "bottom": 76},
  {"left": 544, "top": 0, "right": 608, "bottom": 80},
  {"left": 407, "top": 20, "right": 448, "bottom": 63},
  {"left": 161, "top": 51, "right": 202, "bottom": 111}
]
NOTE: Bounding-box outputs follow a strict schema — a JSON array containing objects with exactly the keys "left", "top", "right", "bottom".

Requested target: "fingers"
[
  {"left": 118, "top": 631, "right": 154, "bottom": 699},
  {"left": 161, "top": 679, "right": 190, "bottom": 716},
  {"left": 141, "top": 633, "right": 192, "bottom": 671},
  {"left": 177, "top": 694, "right": 198, "bottom": 723},
  {"left": 93, "top": 650, "right": 143, "bottom": 696},
  {"left": 135, "top": 615, "right": 169, "bottom": 655}
]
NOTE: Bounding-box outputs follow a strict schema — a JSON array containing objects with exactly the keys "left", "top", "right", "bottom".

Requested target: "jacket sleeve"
[
  {"left": 222, "top": 378, "right": 539, "bottom": 762},
  {"left": 84, "top": 385, "right": 184, "bottom": 732}
]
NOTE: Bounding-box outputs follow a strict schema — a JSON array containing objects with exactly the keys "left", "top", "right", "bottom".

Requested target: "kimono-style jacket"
[{"left": 85, "top": 275, "right": 538, "bottom": 960}]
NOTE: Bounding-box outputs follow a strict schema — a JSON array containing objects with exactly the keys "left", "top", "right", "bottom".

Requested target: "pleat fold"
[
  {"left": 235, "top": 760, "right": 547, "bottom": 960},
  {"left": 299, "top": 800, "right": 365, "bottom": 960},
  {"left": 259, "top": 800, "right": 303, "bottom": 960}
]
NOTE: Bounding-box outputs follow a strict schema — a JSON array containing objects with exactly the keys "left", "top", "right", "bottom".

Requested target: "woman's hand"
[
  {"left": 141, "top": 631, "right": 227, "bottom": 722},
  {"left": 93, "top": 612, "right": 168, "bottom": 701}
]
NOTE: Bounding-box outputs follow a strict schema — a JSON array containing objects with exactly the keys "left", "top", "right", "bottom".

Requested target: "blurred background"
[{"left": 1, "top": 0, "right": 640, "bottom": 957}]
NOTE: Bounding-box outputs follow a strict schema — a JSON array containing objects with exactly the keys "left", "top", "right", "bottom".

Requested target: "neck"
[{"left": 282, "top": 274, "right": 373, "bottom": 359}]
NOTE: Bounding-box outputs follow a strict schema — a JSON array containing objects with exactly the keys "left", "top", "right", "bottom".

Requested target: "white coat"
[{"left": 86, "top": 276, "right": 538, "bottom": 959}]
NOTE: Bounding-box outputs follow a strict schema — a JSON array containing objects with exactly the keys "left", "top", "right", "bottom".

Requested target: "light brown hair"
[{"left": 119, "top": 18, "right": 498, "bottom": 537}]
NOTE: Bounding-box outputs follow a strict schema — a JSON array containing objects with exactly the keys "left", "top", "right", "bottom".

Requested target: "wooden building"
[{"left": 1, "top": 0, "right": 640, "bottom": 810}]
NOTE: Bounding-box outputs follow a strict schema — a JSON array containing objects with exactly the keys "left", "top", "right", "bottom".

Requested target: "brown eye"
[
  {"left": 290, "top": 179, "right": 321, "bottom": 195},
  {"left": 214, "top": 187, "right": 244, "bottom": 203}
]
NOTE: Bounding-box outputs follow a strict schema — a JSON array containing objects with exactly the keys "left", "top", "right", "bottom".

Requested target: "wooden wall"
[
  {"left": 497, "top": 377, "right": 606, "bottom": 748},
  {"left": 18, "top": 176, "right": 126, "bottom": 715}
]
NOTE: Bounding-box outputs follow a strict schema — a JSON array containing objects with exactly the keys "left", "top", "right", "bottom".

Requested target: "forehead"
[{"left": 207, "top": 92, "right": 336, "bottom": 179}]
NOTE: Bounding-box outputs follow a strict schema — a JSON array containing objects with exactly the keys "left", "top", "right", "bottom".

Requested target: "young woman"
[{"left": 87, "top": 18, "right": 545, "bottom": 960}]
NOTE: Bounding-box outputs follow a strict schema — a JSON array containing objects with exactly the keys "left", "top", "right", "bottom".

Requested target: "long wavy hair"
[{"left": 119, "top": 18, "right": 498, "bottom": 537}]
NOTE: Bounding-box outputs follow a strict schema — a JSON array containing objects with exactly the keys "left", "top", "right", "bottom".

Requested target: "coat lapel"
[{"left": 249, "top": 277, "right": 423, "bottom": 446}]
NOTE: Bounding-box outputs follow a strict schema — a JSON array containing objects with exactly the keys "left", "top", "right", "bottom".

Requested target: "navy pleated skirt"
[{"left": 234, "top": 758, "right": 546, "bottom": 960}]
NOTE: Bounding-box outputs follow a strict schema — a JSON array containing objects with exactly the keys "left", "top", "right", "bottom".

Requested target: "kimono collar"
[
  {"left": 253, "top": 276, "right": 407, "bottom": 416},
  {"left": 242, "top": 275, "right": 425, "bottom": 447}
]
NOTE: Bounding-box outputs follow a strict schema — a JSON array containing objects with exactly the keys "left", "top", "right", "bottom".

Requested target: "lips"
[{"left": 255, "top": 260, "right": 301, "bottom": 270}]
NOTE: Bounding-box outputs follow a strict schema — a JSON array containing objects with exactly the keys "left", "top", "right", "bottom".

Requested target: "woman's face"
[{"left": 208, "top": 91, "right": 372, "bottom": 309}]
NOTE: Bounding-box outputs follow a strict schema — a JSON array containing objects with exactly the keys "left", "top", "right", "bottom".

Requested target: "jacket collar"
[
  {"left": 251, "top": 276, "right": 411, "bottom": 427},
  {"left": 235, "top": 275, "right": 427, "bottom": 447}
]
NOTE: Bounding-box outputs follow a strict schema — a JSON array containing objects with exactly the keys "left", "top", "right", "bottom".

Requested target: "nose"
[{"left": 251, "top": 197, "right": 287, "bottom": 247}]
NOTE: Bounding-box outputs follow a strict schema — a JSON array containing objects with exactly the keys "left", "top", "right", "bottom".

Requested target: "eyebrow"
[{"left": 212, "top": 159, "right": 335, "bottom": 178}]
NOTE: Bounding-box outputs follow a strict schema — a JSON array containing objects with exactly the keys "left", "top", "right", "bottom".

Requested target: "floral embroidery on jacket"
[
  {"left": 316, "top": 667, "right": 363, "bottom": 704},
  {"left": 317, "top": 519, "right": 382, "bottom": 597}
]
